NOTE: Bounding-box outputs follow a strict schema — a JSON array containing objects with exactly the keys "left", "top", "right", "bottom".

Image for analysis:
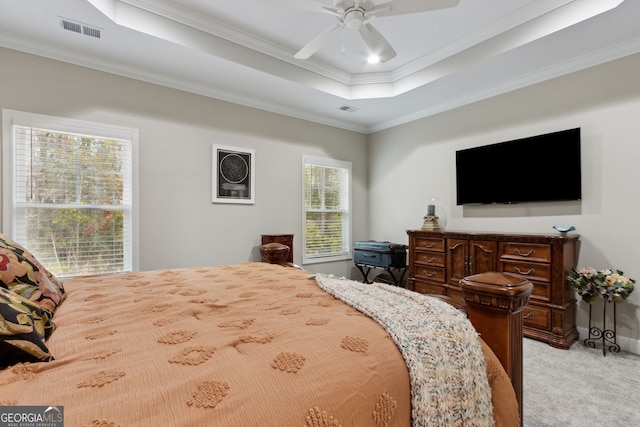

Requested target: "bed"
[{"left": 1, "top": 234, "right": 529, "bottom": 426}]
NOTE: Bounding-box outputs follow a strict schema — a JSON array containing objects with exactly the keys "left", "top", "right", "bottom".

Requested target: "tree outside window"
[{"left": 3, "top": 110, "right": 136, "bottom": 277}]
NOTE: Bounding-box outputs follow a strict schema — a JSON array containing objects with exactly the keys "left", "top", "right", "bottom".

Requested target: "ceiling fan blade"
[
  {"left": 358, "top": 22, "right": 397, "bottom": 62},
  {"left": 295, "top": 22, "right": 344, "bottom": 59},
  {"left": 373, "top": 0, "right": 460, "bottom": 17},
  {"left": 266, "top": 0, "right": 339, "bottom": 14}
]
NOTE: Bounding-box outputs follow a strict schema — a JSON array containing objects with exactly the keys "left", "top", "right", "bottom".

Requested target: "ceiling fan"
[{"left": 269, "top": 0, "right": 461, "bottom": 62}]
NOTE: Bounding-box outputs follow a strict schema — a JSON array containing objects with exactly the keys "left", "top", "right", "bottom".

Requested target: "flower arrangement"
[{"left": 567, "top": 267, "right": 635, "bottom": 303}]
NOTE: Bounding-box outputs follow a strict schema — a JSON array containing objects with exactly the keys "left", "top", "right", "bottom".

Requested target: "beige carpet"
[{"left": 523, "top": 337, "right": 640, "bottom": 426}]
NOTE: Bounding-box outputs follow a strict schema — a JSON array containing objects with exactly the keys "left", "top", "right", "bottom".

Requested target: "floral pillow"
[
  {"left": 0, "top": 286, "right": 54, "bottom": 368},
  {"left": 0, "top": 233, "right": 66, "bottom": 316}
]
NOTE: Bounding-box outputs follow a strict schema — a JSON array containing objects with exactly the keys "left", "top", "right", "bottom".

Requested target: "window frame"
[
  {"left": 2, "top": 109, "right": 139, "bottom": 277},
  {"left": 301, "top": 155, "right": 352, "bottom": 265}
]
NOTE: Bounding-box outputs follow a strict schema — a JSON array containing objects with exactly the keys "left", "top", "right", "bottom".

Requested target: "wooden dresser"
[{"left": 407, "top": 230, "right": 580, "bottom": 349}]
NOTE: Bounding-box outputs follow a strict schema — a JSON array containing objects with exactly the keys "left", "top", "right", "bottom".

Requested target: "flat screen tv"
[{"left": 456, "top": 128, "right": 582, "bottom": 205}]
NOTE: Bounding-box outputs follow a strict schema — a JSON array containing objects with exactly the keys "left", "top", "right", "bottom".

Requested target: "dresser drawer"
[
  {"left": 500, "top": 260, "right": 550, "bottom": 283},
  {"left": 414, "top": 251, "right": 445, "bottom": 267},
  {"left": 414, "top": 281, "right": 446, "bottom": 296},
  {"left": 414, "top": 237, "right": 445, "bottom": 252},
  {"left": 529, "top": 281, "right": 551, "bottom": 302},
  {"left": 415, "top": 266, "right": 445, "bottom": 283},
  {"left": 522, "top": 304, "right": 550, "bottom": 329},
  {"left": 499, "top": 242, "right": 551, "bottom": 263}
]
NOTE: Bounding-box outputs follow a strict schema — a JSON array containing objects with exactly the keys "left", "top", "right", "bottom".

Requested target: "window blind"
[
  {"left": 302, "top": 156, "right": 351, "bottom": 263},
  {"left": 10, "top": 124, "right": 133, "bottom": 277}
]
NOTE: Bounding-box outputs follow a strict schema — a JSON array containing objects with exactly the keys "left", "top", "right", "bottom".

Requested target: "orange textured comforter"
[{"left": 0, "top": 263, "right": 517, "bottom": 426}]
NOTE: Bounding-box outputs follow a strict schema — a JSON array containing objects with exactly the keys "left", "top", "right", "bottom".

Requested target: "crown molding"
[
  {"left": 2, "top": 0, "right": 636, "bottom": 134},
  {"left": 87, "top": 0, "right": 626, "bottom": 101},
  {"left": 370, "top": 35, "right": 640, "bottom": 133},
  {"left": 3, "top": 29, "right": 639, "bottom": 135}
]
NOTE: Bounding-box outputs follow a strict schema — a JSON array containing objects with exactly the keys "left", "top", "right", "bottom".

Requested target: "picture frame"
[{"left": 212, "top": 144, "right": 255, "bottom": 204}]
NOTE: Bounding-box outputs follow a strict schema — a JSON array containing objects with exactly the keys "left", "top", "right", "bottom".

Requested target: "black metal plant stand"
[{"left": 584, "top": 301, "right": 620, "bottom": 356}]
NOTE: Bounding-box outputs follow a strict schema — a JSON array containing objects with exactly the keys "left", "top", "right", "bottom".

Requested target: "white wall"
[
  {"left": 0, "top": 47, "right": 369, "bottom": 278},
  {"left": 368, "top": 53, "right": 640, "bottom": 353},
  {"left": 4, "top": 45, "right": 639, "bottom": 352}
]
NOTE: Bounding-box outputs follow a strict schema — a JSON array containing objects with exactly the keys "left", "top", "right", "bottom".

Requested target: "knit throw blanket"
[{"left": 314, "top": 274, "right": 495, "bottom": 427}]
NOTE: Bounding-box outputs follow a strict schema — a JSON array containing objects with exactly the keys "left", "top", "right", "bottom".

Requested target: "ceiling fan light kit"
[
  {"left": 275, "top": 0, "right": 462, "bottom": 63},
  {"left": 367, "top": 54, "right": 380, "bottom": 64},
  {"left": 344, "top": 8, "right": 365, "bottom": 29}
]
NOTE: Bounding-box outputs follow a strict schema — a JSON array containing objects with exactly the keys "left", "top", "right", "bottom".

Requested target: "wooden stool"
[{"left": 259, "top": 243, "right": 290, "bottom": 264}]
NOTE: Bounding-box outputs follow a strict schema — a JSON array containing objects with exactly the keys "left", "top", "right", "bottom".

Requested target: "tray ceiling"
[{"left": 1, "top": 0, "right": 639, "bottom": 133}]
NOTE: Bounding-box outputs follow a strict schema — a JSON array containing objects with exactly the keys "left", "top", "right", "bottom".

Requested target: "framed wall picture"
[{"left": 212, "top": 144, "right": 255, "bottom": 204}]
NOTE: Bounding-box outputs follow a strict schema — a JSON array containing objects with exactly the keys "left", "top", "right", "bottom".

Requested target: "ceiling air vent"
[
  {"left": 337, "top": 105, "right": 358, "bottom": 113},
  {"left": 60, "top": 18, "right": 102, "bottom": 39},
  {"left": 61, "top": 19, "right": 81, "bottom": 34},
  {"left": 83, "top": 25, "right": 101, "bottom": 39}
]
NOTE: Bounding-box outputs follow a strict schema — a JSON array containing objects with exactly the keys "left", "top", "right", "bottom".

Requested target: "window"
[
  {"left": 2, "top": 110, "right": 138, "bottom": 277},
  {"left": 302, "top": 155, "right": 351, "bottom": 264}
]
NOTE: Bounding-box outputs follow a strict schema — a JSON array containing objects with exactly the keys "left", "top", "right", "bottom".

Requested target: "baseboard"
[{"left": 576, "top": 326, "right": 640, "bottom": 355}]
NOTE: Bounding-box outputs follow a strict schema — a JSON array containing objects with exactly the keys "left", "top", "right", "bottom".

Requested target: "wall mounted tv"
[{"left": 456, "top": 128, "right": 582, "bottom": 205}]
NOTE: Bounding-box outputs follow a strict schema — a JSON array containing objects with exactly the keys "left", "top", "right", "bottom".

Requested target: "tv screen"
[{"left": 456, "top": 128, "right": 582, "bottom": 205}]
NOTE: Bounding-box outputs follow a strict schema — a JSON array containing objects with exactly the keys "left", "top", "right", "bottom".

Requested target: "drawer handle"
[
  {"left": 363, "top": 254, "right": 376, "bottom": 258},
  {"left": 523, "top": 312, "right": 535, "bottom": 319},
  {"left": 514, "top": 266, "right": 536, "bottom": 275},
  {"left": 422, "top": 269, "right": 436, "bottom": 277},
  {"left": 514, "top": 248, "right": 536, "bottom": 257},
  {"left": 422, "top": 255, "right": 437, "bottom": 262},
  {"left": 421, "top": 241, "right": 436, "bottom": 248}
]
